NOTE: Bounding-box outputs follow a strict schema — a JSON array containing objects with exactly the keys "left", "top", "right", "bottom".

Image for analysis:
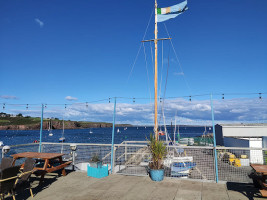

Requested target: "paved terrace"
[{"left": 12, "top": 172, "right": 264, "bottom": 200}]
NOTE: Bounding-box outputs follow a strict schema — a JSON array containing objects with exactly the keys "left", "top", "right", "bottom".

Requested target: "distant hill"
[{"left": 0, "top": 112, "right": 130, "bottom": 130}]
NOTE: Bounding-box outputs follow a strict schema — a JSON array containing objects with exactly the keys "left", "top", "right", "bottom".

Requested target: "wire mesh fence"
[{"left": 2, "top": 142, "right": 267, "bottom": 183}]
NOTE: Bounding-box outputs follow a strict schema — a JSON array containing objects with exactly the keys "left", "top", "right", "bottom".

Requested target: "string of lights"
[{"left": 0, "top": 92, "right": 266, "bottom": 108}]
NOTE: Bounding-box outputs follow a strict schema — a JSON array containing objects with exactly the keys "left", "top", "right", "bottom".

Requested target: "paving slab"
[
  {"left": 175, "top": 189, "right": 202, "bottom": 200},
  {"left": 148, "top": 180, "right": 179, "bottom": 200},
  {"left": 124, "top": 178, "right": 157, "bottom": 200},
  {"left": 18, "top": 172, "right": 265, "bottom": 200}
]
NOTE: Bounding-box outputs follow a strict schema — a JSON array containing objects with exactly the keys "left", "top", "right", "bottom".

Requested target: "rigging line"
[
  {"left": 127, "top": 43, "right": 142, "bottom": 82},
  {"left": 158, "top": 41, "right": 164, "bottom": 126},
  {"left": 150, "top": 41, "right": 154, "bottom": 75},
  {"left": 163, "top": 42, "right": 171, "bottom": 101},
  {"left": 127, "top": 7, "right": 154, "bottom": 82},
  {"left": 163, "top": 23, "right": 192, "bottom": 95},
  {"left": 160, "top": 46, "right": 171, "bottom": 127},
  {"left": 159, "top": 40, "right": 164, "bottom": 99},
  {"left": 142, "top": 43, "right": 152, "bottom": 103}
]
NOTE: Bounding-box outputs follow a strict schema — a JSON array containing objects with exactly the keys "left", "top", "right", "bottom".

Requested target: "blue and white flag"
[{"left": 157, "top": 0, "right": 188, "bottom": 22}]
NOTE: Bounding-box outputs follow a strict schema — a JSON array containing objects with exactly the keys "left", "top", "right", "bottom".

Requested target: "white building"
[{"left": 215, "top": 123, "right": 267, "bottom": 164}]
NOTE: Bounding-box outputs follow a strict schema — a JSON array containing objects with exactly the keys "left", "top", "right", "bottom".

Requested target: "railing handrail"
[
  {"left": 0, "top": 143, "right": 38, "bottom": 149},
  {"left": 10, "top": 142, "right": 267, "bottom": 151}
]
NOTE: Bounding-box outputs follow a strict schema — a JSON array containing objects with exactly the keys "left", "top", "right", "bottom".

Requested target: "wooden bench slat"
[
  {"left": 46, "top": 161, "right": 72, "bottom": 173},
  {"left": 260, "top": 189, "right": 267, "bottom": 197}
]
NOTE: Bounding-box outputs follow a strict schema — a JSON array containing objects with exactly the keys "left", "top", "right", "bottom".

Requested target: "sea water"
[{"left": 0, "top": 126, "right": 212, "bottom": 146}]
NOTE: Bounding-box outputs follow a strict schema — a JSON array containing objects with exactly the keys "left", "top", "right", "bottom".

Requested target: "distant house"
[
  {"left": 0, "top": 112, "right": 10, "bottom": 117},
  {"left": 215, "top": 123, "right": 267, "bottom": 164}
]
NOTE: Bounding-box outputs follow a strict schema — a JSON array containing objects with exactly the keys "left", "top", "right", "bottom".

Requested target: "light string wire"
[{"left": 0, "top": 92, "right": 266, "bottom": 107}]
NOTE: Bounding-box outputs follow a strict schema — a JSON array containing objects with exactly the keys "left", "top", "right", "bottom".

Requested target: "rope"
[
  {"left": 127, "top": 7, "right": 154, "bottom": 82},
  {"left": 163, "top": 23, "right": 192, "bottom": 95},
  {"left": 159, "top": 43, "right": 171, "bottom": 129},
  {"left": 150, "top": 41, "right": 154, "bottom": 75},
  {"left": 142, "top": 43, "right": 152, "bottom": 102},
  {"left": 159, "top": 40, "right": 164, "bottom": 98}
]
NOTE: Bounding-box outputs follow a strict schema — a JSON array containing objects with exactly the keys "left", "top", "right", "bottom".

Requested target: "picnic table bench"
[
  {"left": 11, "top": 152, "right": 72, "bottom": 180},
  {"left": 251, "top": 164, "right": 267, "bottom": 197}
]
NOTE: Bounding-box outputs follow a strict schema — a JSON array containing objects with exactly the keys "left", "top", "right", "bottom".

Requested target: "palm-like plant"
[{"left": 148, "top": 134, "right": 167, "bottom": 170}]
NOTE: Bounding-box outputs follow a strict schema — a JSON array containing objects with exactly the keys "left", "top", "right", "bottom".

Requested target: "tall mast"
[
  {"left": 142, "top": 0, "right": 171, "bottom": 140},
  {"left": 154, "top": 0, "right": 158, "bottom": 140}
]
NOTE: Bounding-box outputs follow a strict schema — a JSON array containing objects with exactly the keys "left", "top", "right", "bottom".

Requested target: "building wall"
[
  {"left": 222, "top": 126, "right": 267, "bottom": 137},
  {"left": 223, "top": 137, "right": 249, "bottom": 148},
  {"left": 249, "top": 138, "right": 264, "bottom": 164}
]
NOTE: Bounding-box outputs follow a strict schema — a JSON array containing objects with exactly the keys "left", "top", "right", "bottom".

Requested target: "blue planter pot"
[{"left": 149, "top": 169, "right": 164, "bottom": 181}]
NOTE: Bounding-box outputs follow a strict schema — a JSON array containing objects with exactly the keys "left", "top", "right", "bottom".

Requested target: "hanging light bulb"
[
  {"left": 109, "top": 98, "right": 110, "bottom": 103},
  {"left": 45, "top": 104, "right": 47, "bottom": 108},
  {"left": 133, "top": 98, "right": 135, "bottom": 103},
  {"left": 259, "top": 93, "right": 262, "bottom": 100},
  {"left": 26, "top": 104, "right": 28, "bottom": 110},
  {"left": 86, "top": 102, "right": 88, "bottom": 108},
  {"left": 3, "top": 103, "right": 5, "bottom": 110},
  {"left": 222, "top": 94, "right": 224, "bottom": 100},
  {"left": 160, "top": 98, "right": 162, "bottom": 103},
  {"left": 65, "top": 104, "right": 67, "bottom": 109},
  {"left": 189, "top": 96, "right": 192, "bottom": 101}
]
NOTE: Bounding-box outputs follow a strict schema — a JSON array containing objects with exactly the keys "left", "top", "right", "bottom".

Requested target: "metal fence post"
[
  {"left": 210, "top": 93, "right": 219, "bottom": 183},
  {"left": 39, "top": 104, "right": 44, "bottom": 153},
  {"left": 125, "top": 141, "right": 127, "bottom": 164},
  {"left": 111, "top": 97, "right": 117, "bottom": 174}
]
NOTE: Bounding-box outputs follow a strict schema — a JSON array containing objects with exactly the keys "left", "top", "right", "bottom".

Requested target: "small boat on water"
[
  {"left": 59, "top": 137, "right": 65, "bottom": 142},
  {"left": 117, "top": 128, "right": 120, "bottom": 133},
  {"left": 48, "top": 120, "right": 53, "bottom": 136},
  {"left": 59, "top": 118, "right": 65, "bottom": 142},
  {"left": 89, "top": 129, "right": 93, "bottom": 134}
]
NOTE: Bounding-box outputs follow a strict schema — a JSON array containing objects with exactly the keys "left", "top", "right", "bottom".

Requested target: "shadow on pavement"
[
  {"left": 6, "top": 170, "right": 74, "bottom": 200},
  {"left": 227, "top": 182, "right": 264, "bottom": 200}
]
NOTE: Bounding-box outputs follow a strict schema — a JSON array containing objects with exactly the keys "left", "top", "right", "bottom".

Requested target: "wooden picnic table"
[
  {"left": 11, "top": 152, "right": 72, "bottom": 180},
  {"left": 251, "top": 164, "right": 267, "bottom": 197}
]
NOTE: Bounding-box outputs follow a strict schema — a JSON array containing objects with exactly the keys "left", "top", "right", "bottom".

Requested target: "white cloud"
[
  {"left": 7, "top": 98, "right": 267, "bottom": 126},
  {"left": 34, "top": 18, "right": 44, "bottom": 28},
  {"left": 0, "top": 95, "right": 18, "bottom": 99},
  {"left": 65, "top": 96, "right": 78, "bottom": 101}
]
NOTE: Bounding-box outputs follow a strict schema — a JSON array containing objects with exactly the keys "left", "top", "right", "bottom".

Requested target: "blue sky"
[{"left": 0, "top": 0, "right": 267, "bottom": 124}]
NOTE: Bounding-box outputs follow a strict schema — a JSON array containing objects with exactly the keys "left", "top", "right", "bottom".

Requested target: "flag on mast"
[{"left": 157, "top": 0, "right": 188, "bottom": 22}]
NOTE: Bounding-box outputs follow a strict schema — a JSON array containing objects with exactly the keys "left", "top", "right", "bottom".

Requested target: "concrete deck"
[{"left": 12, "top": 172, "right": 264, "bottom": 200}]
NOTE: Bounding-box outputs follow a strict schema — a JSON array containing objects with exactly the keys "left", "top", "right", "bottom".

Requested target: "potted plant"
[
  {"left": 148, "top": 134, "right": 167, "bottom": 181},
  {"left": 87, "top": 154, "right": 108, "bottom": 178},
  {"left": 89, "top": 154, "right": 102, "bottom": 168}
]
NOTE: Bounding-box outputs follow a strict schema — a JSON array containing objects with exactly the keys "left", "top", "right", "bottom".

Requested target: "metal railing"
[{"left": 2, "top": 142, "right": 267, "bottom": 183}]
